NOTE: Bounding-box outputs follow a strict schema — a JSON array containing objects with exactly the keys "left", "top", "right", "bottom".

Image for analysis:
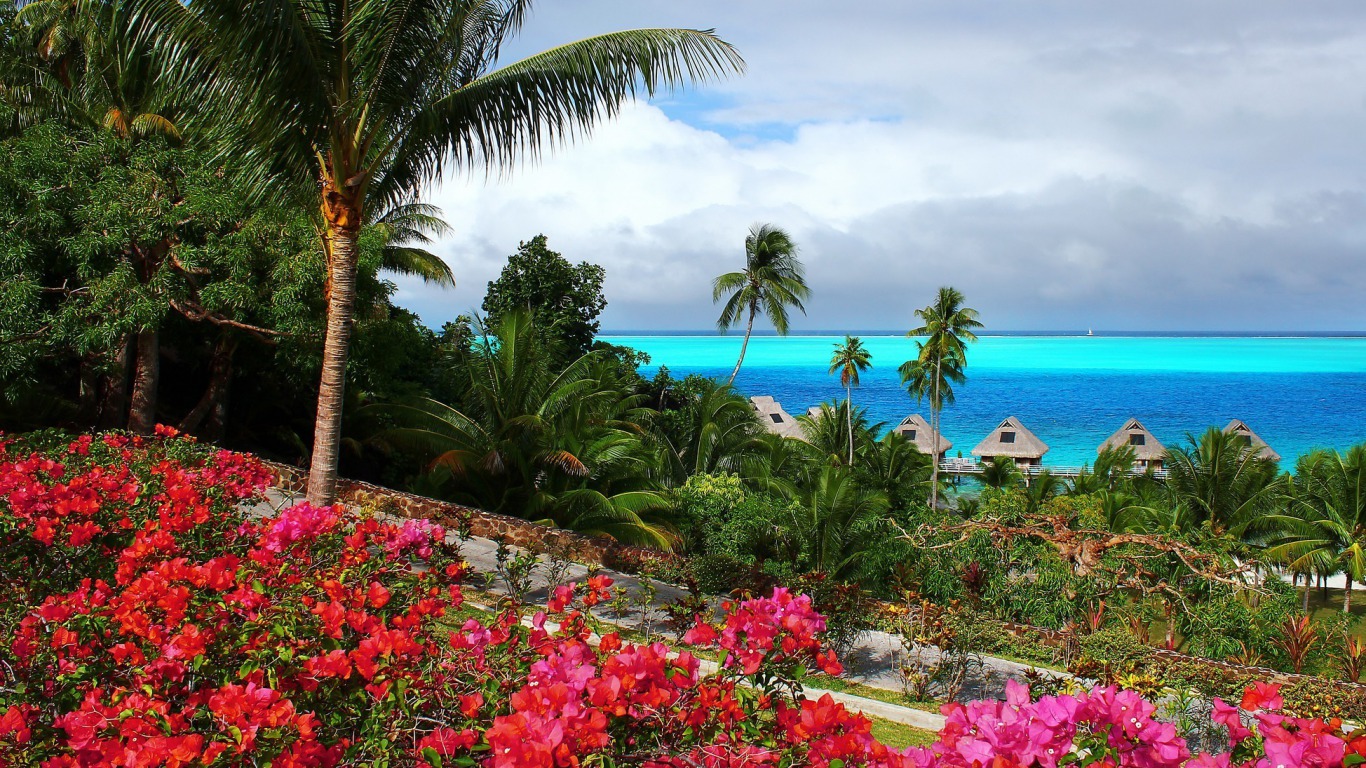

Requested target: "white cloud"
[{"left": 400, "top": 1, "right": 1366, "bottom": 331}]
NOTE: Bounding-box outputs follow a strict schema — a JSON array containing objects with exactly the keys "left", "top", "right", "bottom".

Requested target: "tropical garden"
[{"left": 1, "top": 0, "right": 1365, "bottom": 762}]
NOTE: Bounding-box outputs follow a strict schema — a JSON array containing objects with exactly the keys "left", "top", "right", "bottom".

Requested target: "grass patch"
[
  {"left": 808, "top": 674, "right": 942, "bottom": 713},
  {"left": 869, "top": 716, "right": 938, "bottom": 748}
]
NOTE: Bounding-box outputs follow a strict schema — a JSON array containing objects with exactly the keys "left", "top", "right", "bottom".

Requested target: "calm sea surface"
[{"left": 601, "top": 334, "right": 1366, "bottom": 468}]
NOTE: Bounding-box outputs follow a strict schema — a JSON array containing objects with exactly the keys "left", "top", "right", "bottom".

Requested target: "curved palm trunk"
[
  {"left": 307, "top": 223, "right": 361, "bottom": 505},
  {"left": 726, "top": 307, "right": 756, "bottom": 386},
  {"left": 126, "top": 329, "right": 160, "bottom": 434}
]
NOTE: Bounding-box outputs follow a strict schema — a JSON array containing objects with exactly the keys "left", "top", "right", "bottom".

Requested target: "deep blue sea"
[{"left": 600, "top": 333, "right": 1366, "bottom": 469}]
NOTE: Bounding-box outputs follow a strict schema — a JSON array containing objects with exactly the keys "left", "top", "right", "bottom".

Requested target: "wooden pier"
[{"left": 938, "top": 461, "right": 1169, "bottom": 481}]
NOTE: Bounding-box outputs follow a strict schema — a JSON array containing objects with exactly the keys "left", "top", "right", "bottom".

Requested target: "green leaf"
[{"left": 421, "top": 747, "right": 442, "bottom": 767}]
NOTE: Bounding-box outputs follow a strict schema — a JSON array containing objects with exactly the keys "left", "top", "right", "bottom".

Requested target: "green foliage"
[{"left": 482, "top": 235, "right": 607, "bottom": 360}]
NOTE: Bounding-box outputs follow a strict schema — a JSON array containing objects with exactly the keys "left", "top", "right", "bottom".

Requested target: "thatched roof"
[
  {"left": 1098, "top": 418, "right": 1165, "bottom": 461},
  {"left": 891, "top": 414, "right": 952, "bottom": 455},
  {"left": 749, "top": 396, "right": 807, "bottom": 440},
  {"left": 971, "top": 416, "right": 1049, "bottom": 459},
  {"left": 1223, "top": 419, "right": 1281, "bottom": 462}
]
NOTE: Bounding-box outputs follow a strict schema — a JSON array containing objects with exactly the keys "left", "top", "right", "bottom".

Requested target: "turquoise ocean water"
[{"left": 601, "top": 334, "right": 1366, "bottom": 468}]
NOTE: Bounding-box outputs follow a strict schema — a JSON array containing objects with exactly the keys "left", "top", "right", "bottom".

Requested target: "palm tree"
[
  {"left": 979, "top": 456, "right": 1021, "bottom": 490},
  {"left": 136, "top": 0, "right": 744, "bottom": 505},
  {"left": 901, "top": 286, "right": 981, "bottom": 510},
  {"left": 367, "top": 313, "right": 675, "bottom": 547},
  {"left": 787, "top": 465, "right": 890, "bottom": 580},
  {"left": 829, "top": 336, "right": 872, "bottom": 465},
  {"left": 1264, "top": 446, "right": 1366, "bottom": 612},
  {"left": 797, "top": 400, "right": 880, "bottom": 468},
  {"left": 713, "top": 224, "right": 810, "bottom": 385},
  {"left": 371, "top": 203, "right": 456, "bottom": 287},
  {"left": 1164, "top": 427, "right": 1283, "bottom": 540}
]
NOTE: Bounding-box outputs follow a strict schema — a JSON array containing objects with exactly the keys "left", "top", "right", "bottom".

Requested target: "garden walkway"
[{"left": 250, "top": 489, "right": 1071, "bottom": 732}]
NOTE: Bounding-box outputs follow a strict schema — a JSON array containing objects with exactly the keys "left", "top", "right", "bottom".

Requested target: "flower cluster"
[
  {"left": 685, "top": 587, "right": 843, "bottom": 677},
  {"left": 1, "top": 430, "right": 1361, "bottom": 768}
]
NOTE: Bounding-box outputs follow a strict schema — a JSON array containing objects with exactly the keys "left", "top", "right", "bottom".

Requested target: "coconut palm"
[
  {"left": 797, "top": 400, "right": 880, "bottom": 468},
  {"left": 1264, "top": 446, "right": 1366, "bottom": 612},
  {"left": 1164, "top": 427, "right": 1283, "bottom": 540},
  {"left": 713, "top": 224, "right": 810, "bottom": 385},
  {"left": 829, "top": 336, "right": 871, "bottom": 465},
  {"left": 902, "top": 286, "right": 981, "bottom": 511},
  {"left": 135, "top": 0, "right": 744, "bottom": 505},
  {"left": 371, "top": 203, "right": 456, "bottom": 287}
]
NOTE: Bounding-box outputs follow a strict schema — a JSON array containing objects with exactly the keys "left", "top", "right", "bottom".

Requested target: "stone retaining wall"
[{"left": 265, "top": 461, "right": 681, "bottom": 573}]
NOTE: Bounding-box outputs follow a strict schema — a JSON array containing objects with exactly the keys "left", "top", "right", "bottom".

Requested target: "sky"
[{"left": 401, "top": 1, "right": 1366, "bottom": 332}]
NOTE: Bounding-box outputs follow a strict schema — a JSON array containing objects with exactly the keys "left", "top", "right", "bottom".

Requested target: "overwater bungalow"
[
  {"left": 1098, "top": 418, "right": 1165, "bottom": 471},
  {"left": 891, "top": 414, "right": 952, "bottom": 461},
  {"left": 749, "top": 396, "right": 807, "bottom": 440},
  {"left": 1223, "top": 419, "right": 1281, "bottom": 462},
  {"left": 972, "top": 416, "right": 1049, "bottom": 468}
]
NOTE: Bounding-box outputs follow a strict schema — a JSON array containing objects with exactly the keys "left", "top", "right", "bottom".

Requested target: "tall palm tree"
[
  {"left": 713, "top": 224, "right": 810, "bottom": 385},
  {"left": 1264, "top": 446, "right": 1366, "bottom": 612},
  {"left": 136, "top": 0, "right": 744, "bottom": 505},
  {"left": 829, "top": 336, "right": 871, "bottom": 465},
  {"left": 901, "top": 286, "right": 981, "bottom": 510}
]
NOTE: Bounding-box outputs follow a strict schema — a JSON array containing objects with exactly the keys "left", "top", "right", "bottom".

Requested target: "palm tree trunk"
[
  {"left": 126, "top": 329, "right": 159, "bottom": 434},
  {"left": 846, "top": 385, "right": 854, "bottom": 465},
  {"left": 727, "top": 308, "right": 756, "bottom": 386},
  {"left": 1345, "top": 576, "right": 1354, "bottom": 613},
  {"left": 930, "top": 355, "right": 942, "bottom": 510},
  {"left": 1303, "top": 577, "right": 1311, "bottom": 613},
  {"left": 307, "top": 223, "right": 361, "bottom": 506}
]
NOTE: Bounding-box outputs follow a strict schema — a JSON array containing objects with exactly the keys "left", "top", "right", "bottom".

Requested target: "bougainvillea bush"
[{"left": 1, "top": 430, "right": 1363, "bottom": 768}]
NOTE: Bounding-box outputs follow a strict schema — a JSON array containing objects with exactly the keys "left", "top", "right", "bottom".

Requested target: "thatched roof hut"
[
  {"left": 749, "top": 396, "right": 807, "bottom": 440},
  {"left": 1223, "top": 419, "right": 1281, "bottom": 463},
  {"left": 891, "top": 414, "right": 952, "bottom": 458},
  {"left": 972, "top": 417, "right": 1049, "bottom": 465},
  {"left": 1098, "top": 418, "right": 1165, "bottom": 466}
]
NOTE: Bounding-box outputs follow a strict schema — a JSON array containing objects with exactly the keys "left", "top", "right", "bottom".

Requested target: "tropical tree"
[
  {"left": 979, "top": 456, "right": 1021, "bottom": 490},
  {"left": 828, "top": 336, "right": 871, "bottom": 464},
  {"left": 901, "top": 286, "right": 981, "bottom": 511},
  {"left": 371, "top": 203, "right": 456, "bottom": 287},
  {"left": 713, "top": 224, "right": 810, "bottom": 385},
  {"left": 1164, "top": 427, "right": 1284, "bottom": 540},
  {"left": 136, "top": 0, "right": 744, "bottom": 505},
  {"left": 786, "top": 464, "right": 890, "bottom": 580},
  {"left": 652, "top": 379, "right": 764, "bottom": 485},
  {"left": 797, "top": 401, "right": 879, "bottom": 469},
  {"left": 1264, "top": 445, "right": 1366, "bottom": 612},
  {"left": 366, "top": 313, "right": 675, "bottom": 547}
]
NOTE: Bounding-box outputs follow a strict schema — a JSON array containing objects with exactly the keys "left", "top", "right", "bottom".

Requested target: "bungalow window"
[
  {"left": 1129, "top": 434, "right": 1145, "bottom": 446},
  {"left": 769, "top": 414, "right": 783, "bottom": 423},
  {"left": 1000, "top": 431, "right": 1016, "bottom": 444},
  {"left": 905, "top": 429, "right": 917, "bottom": 440}
]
